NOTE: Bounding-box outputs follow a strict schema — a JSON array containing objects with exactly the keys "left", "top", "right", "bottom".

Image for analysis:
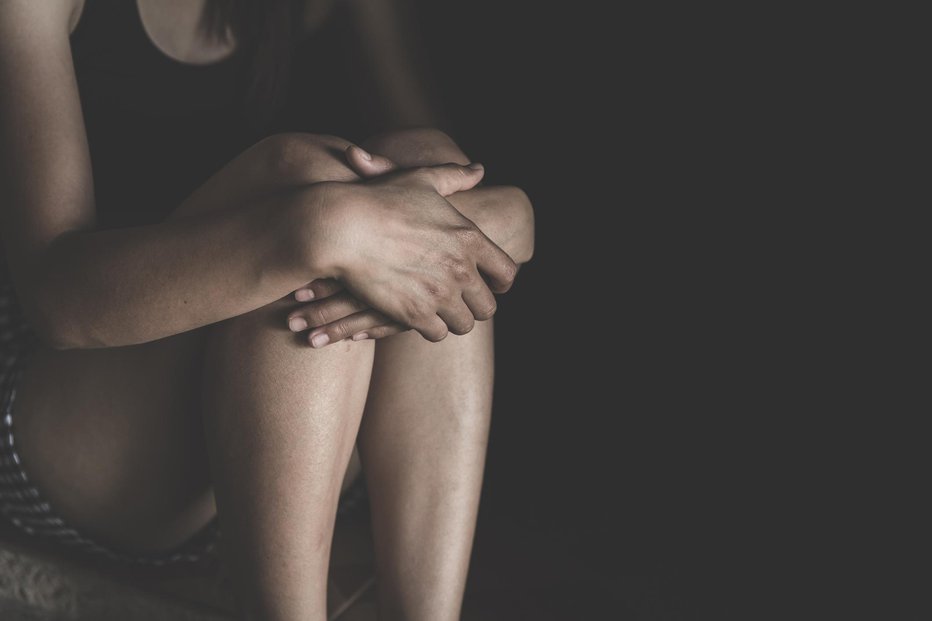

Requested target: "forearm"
[{"left": 28, "top": 190, "right": 323, "bottom": 349}]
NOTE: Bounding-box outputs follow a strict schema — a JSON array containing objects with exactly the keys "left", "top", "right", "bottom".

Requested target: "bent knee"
[
  {"left": 363, "top": 127, "right": 470, "bottom": 166},
  {"left": 259, "top": 132, "right": 359, "bottom": 186}
]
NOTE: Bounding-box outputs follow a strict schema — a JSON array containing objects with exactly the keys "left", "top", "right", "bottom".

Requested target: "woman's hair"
[{"left": 199, "top": 0, "right": 306, "bottom": 132}]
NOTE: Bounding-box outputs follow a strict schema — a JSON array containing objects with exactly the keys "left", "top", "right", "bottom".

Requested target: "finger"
[
  {"left": 287, "top": 291, "right": 369, "bottom": 331},
  {"left": 461, "top": 278, "right": 498, "bottom": 322},
  {"left": 437, "top": 302, "right": 476, "bottom": 336},
  {"left": 305, "top": 309, "right": 391, "bottom": 347},
  {"left": 357, "top": 323, "right": 407, "bottom": 340},
  {"left": 409, "top": 314, "right": 449, "bottom": 343},
  {"left": 473, "top": 230, "right": 519, "bottom": 294},
  {"left": 412, "top": 162, "right": 485, "bottom": 197},
  {"left": 293, "top": 278, "right": 344, "bottom": 302},
  {"left": 344, "top": 145, "right": 398, "bottom": 178}
]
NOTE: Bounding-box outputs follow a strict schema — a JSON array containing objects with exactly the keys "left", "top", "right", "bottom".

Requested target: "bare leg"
[
  {"left": 10, "top": 130, "right": 499, "bottom": 620},
  {"left": 10, "top": 133, "right": 376, "bottom": 619},
  {"left": 201, "top": 296, "right": 375, "bottom": 621},
  {"left": 359, "top": 320, "right": 495, "bottom": 621}
]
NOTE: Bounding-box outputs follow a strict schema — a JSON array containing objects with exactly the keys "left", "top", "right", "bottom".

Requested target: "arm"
[
  {"left": 285, "top": 130, "right": 535, "bottom": 345},
  {"left": 2, "top": 2, "right": 512, "bottom": 350},
  {"left": 30, "top": 195, "right": 322, "bottom": 349},
  {"left": 0, "top": 1, "right": 331, "bottom": 349}
]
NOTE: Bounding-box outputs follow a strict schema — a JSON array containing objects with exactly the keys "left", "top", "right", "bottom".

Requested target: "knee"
[
  {"left": 257, "top": 132, "right": 359, "bottom": 186},
  {"left": 362, "top": 126, "right": 471, "bottom": 166}
]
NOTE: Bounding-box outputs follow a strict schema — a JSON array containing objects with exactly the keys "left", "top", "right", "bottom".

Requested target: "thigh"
[
  {"left": 6, "top": 131, "right": 358, "bottom": 554},
  {"left": 11, "top": 327, "right": 218, "bottom": 554}
]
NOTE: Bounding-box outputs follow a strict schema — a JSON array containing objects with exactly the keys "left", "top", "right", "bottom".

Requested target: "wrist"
[{"left": 285, "top": 181, "right": 359, "bottom": 281}]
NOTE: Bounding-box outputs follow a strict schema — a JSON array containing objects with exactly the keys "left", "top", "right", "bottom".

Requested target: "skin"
[
  {"left": 290, "top": 143, "right": 534, "bottom": 344},
  {"left": 0, "top": 1, "right": 534, "bottom": 620}
]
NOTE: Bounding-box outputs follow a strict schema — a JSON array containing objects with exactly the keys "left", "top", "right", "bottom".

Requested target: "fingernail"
[
  {"left": 468, "top": 162, "right": 484, "bottom": 170},
  {"left": 295, "top": 289, "right": 315, "bottom": 302},
  {"left": 356, "top": 146, "right": 372, "bottom": 161},
  {"left": 352, "top": 332, "right": 369, "bottom": 341},
  {"left": 289, "top": 317, "right": 308, "bottom": 332},
  {"left": 311, "top": 333, "right": 330, "bottom": 348}
]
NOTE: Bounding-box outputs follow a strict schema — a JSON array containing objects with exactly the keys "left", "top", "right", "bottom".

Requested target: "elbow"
[
  {"left": 19, "top": 282, "right": 91, "bottom": 351},
  {"left": 35, "top": 330, "right": 81, "bottom": 351},
  {"left": 12, "top": 232, "right": 110, "bottom": 351},
  {"left": 23, "top": 309, "right": 83, "bottom": 351}
]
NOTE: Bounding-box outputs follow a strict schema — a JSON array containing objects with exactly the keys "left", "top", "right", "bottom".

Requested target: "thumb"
[
  {"left": 345, "top": 145, "right": 397, "bottom": 178},
  {"left": 415, "top": 162, "right": 485, "bottom": 197}
]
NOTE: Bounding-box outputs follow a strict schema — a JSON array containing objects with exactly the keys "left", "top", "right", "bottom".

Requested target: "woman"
[{"left": 0, "top": 0, "right": 534, "bottom": 619}]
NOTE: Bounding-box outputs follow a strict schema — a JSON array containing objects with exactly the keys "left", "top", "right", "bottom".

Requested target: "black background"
[{"left": 279, "top": 2, "right": 770, "bottom": 616}]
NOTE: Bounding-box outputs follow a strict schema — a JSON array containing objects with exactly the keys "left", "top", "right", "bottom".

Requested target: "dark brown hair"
[{"left": 199, "top": 0, "right": 305, "bottom": 133}]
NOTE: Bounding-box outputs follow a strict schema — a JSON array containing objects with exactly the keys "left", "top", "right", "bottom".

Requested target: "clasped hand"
[{"left": 286, "top": 144, "right": 522, "bottom": 346}]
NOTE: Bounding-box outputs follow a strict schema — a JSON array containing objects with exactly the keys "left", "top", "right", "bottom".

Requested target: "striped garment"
[{"left": 0, "top": 281, "right": 221, "bottom": 565}]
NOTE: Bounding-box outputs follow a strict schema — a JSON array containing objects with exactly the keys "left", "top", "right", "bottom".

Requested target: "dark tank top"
[
  {"left": 69, "top": 0, "right": 261, "bottom": 229},
  {"left": 0, "top": 0, "right": 271, "bottom": 344},
  {"left": 1, "top": 0, "right": 367, "bottom": 339}
]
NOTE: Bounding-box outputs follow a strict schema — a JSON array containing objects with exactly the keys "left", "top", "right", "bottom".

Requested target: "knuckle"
[
  {"left": 402, "top": 298, "right": 429, "bottom": 324},
  {"left": 475, "top": 299, "right": 497, "bottom": 320},
  {"left": 372, "top": 325, "right": 398, "bottom": 340},
  {"left": 329, "top": 321, "right": 351, "bottom": 341},
  {"left": 448, "top": 259, "right": 473, "bottom": 283},
  {"left": 500, "top": 260, "right": 518, "bottom": 286},
  {"left": 306, "top": 305, "right": 331, "bottom": 327},
  {"left": 424, "top": 281, "right": 447, "bottom": 300}
]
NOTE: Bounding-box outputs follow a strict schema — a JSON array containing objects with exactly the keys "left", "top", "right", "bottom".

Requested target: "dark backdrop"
[{"left": 278, "top": 2, "right": 765, "bottom": 616}]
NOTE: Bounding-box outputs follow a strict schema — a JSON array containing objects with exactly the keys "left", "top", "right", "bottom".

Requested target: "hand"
[
  {"left": 287, "top": 145, "right": 530, "bottom": 346},
  {"left": 286, "top": 147, "right": 415, "bottom": 346},
  {"left": 299, "top": 156, "right": 516, "bottom": 343},
  {"left": 287, "top": 277, "right": 405, "bottom": 346},
  {"left": 343, "top": 144, "right": 535, "bottom": 263}
]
